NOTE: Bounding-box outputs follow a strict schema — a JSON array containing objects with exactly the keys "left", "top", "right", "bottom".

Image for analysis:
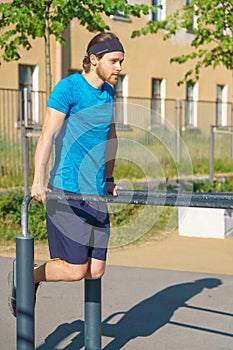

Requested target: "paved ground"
[
  {"left": 107, "top": 231, "right": 233, "bottom": 275},
  {"left": 1, "top": 232, "right": 233, "bottom": 349}
]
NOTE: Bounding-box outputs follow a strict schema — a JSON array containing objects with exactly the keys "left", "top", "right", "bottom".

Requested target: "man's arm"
[
  {"left": 31, "top": 107, "right": 66, "bottom": 202},
  {"left": 106, "top": 122, "right": 118, "bottom": 194}
]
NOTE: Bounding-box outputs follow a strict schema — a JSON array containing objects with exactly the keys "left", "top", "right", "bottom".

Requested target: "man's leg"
[
  {"left": 34, "top": 257, "right": 106, "bottom": 283},
  {"left": 34, "top": 259, "right": 89, "bottom": 283}
]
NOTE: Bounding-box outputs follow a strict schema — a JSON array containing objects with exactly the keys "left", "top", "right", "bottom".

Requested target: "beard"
[{"left": 96, "top": 65, "right": 118, "bottom": 86}]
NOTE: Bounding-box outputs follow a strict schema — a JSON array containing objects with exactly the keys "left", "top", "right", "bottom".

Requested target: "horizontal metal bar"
[
  {"left": 46, "top": 190, "right": 233, "bottom": 209},
  {"left": 20, "top": 189, "right": 233, "bottom": 238}
]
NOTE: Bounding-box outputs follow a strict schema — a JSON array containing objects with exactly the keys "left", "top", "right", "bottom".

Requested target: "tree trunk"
[{"left": 44, "top": 2, "right": 52, "bottom": 98}]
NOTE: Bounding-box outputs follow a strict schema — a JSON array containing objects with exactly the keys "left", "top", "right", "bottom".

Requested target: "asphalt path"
[{"left": 1, "top": 256, "right": 233, "bottom": 350}]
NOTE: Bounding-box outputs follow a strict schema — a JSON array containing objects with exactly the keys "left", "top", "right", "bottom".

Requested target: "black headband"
[{"left": 87, "top": 38, "right": 124, "bottom": 56}]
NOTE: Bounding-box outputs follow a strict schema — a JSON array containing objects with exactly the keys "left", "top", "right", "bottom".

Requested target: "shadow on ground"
[{"left": 36, "top": 278, "right": 224, "bottom": 350}]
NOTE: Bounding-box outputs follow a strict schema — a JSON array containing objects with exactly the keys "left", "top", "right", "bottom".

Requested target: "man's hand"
[
  {"left": 31, "top": 184, "right": 51, "bottom": 202},
  {"left": 107, "top": 181, "right": 121, "bottom": 196}
]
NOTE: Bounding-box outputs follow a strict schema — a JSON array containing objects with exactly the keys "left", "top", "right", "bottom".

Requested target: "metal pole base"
[
  {"left": 16, "top": 234, "right": 35, "bottom": 350},
  {"left": 84, "top": 278, "right": 102, "bottom": 350}
]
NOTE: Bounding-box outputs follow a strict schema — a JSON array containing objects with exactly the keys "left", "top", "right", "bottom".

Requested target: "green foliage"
[
  {"left": 0, "top": 189, "right": 47, "bottom": 241},
  {"left": 132, "top": 0, "right": 233, "bottom": 84},
  {"left": 109, "top": 205, "right": 176, "bottom": 247},
  {"left": 114, "top": 159, "right": 146, "bottom": 180},
  {"left": 0, "top": 0, "right": 154, "bottom": 94},
  {"left": 0, "top": 189, "right": 23, "bottom": 224},
  {"left": 110, "top": 203, "right": 142, "bottom": 227},
  {"left": 193, "top": 176, "right": 233, "bottom": 192},
  {"left": 214, "top": 159, "right": 233, "bottom": 173},
  {"left": 0, "top": 0, "right": 152, "bottom": 62},
  {"left": 1, "top": 0, "right": 232, "bottom": 88}
]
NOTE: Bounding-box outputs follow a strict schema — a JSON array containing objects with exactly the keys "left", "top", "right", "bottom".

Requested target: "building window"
[
  {"left": 185, "top": 0, "right": 198, "bottom": 32},
  {"left": 185, "top": 82, "right": 198, "bottom": 127},
  {"left": 216, "top": 84, "right": 227, "bottom": 126},
  {"left": 151, "top": 78, "right": 165, "bottom": 127},
  {"left": 114, "top": 75, "right": 128, "bottom": 125},
  {"left": 152, "top": 0, "right": 166, "bottom": 22},
  {"left": 19, "top": 64, "right": 39, "bottom": 125},
  {"left": 111, "top": 10, "right": 131, "bottom": 22}
]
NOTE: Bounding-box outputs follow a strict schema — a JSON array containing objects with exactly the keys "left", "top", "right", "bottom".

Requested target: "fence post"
[
  {"left": 176, "top": 98, "right": 182, "bottom": 163},
  {"left": 231, "top": 103, "right": 233, "bottom": 160},
  {"left": 20, "top": 88, "right": 30, "bottom": 195},
  {"left": 209, "top": 125, "right": 214, "bottom": 185},
  {"left": 84, "top": 278, "right": 102, "bottom": 350},
  {"left": 21, "top": 127, "right": 29, "bottom": 196}
]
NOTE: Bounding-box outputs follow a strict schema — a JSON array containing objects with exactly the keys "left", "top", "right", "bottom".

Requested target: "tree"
[
  {"left": 132, "top": 0, "right": 233, "bottom": 85},
  {"left": 0, "top": 0, "right": 152, "bottom": 96}
]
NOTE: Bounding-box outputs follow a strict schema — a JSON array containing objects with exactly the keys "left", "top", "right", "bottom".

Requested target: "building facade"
[{"left": 0, "top": 0, "right": 232, "bottom": 133}]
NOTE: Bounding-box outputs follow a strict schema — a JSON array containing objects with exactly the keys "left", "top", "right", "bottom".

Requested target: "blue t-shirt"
[{"left": 47, "top": 73, "right": 114, "bottom": 195}]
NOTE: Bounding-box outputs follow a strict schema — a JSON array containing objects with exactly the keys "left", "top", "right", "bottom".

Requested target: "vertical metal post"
[
  {"left": 176, "top": 98, "right": 182, "bottom": 163},
  {"left": 16, "top": 236, "right": 34, "bottom": 350},
  {"left": 23, "top": 87, "right": 29, "bottom": 128},
  {"left": 16, "top": 194, "right": 35, "bottom": 350},
  {"left": 84, "top": 278, "right": 102, "bottom": 350},
  {"left": 21, "top": 127, "right": 29, "bottom": 196},
  {"left": 21, "top": 88, "right": 30, "bottom": 195},
  {"left": 231, "top": 103, "right": 233, "bottom": 160},
  {"left": 209, "top": 125, "right": 214, "bottom": 185}
]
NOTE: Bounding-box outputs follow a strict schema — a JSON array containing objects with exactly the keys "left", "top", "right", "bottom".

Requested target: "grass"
[{"left": 108, "top": 204, "right": 177, "bottom": 248}]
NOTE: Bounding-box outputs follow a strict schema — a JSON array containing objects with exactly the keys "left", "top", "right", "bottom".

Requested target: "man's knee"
[
  {"left": 64, "top": 261, "right": 88, "bottom": 281},
  {"left": 86, "top": 263, "right": 105, "bottom": 280},
  {"left": 90, "top": 269, "right": 105, "bottom": 280}
]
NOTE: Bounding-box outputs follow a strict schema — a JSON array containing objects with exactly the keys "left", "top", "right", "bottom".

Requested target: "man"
[{"left": 8, "top": 32, "right": 124, "bottom": 316}]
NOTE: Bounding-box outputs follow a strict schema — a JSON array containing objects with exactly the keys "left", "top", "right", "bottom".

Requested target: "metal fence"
[
  {"left": 0, "top": 87, "right": 232, "bottom": 189},
  {"left": 0, "top": 88, "right": 46, "bottom": 181},
  {"left": 115, "top": 96, "right": 233, "bottom": 136}
]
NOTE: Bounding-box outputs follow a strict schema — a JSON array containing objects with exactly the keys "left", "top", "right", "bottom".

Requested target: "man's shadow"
[{"left": 36, "top": 278, "right": 222, "bottom": 350}]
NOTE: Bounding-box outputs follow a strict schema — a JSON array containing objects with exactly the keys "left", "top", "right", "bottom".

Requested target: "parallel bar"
[
  {"left": 47, "top": 190, "right": 233, "bottom": 209},
  {"left": 17, "top": 189, "right": 233, "bottom": 350}
]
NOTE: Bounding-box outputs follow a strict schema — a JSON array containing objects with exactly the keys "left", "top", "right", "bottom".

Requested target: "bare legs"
[{"left": 34, "top": 258, "right": 105, "bottom": 283}]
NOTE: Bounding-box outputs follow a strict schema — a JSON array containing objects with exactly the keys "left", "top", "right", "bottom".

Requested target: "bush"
[
  {"left": 0, "top": 190, "right": 47, "bottom": 242},
  {"left": 193, "top": 176, "right": 233, "bottom": 192}
]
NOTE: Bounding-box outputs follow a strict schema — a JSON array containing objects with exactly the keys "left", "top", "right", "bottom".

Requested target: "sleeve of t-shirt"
[{"left": 47, "top": 77, "right": 74, "bottom": 114}]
